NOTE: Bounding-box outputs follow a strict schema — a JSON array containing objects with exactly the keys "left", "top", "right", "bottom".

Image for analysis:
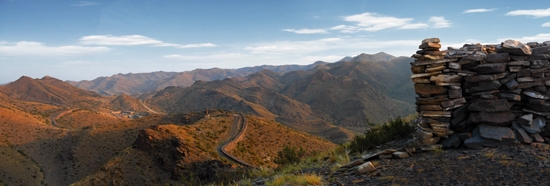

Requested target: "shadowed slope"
[{"left": 281, "top": 70, "right": 409, "bottom": 132}]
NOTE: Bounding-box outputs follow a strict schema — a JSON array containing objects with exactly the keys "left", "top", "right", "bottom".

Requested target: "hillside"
[
  {"left": 146, "top": 78, "right": 354, "bottom": 143},
  {"left": 70, "top": 110, "right": 335, "bottom": 185},
  {"left": 0, "top": 78, "right": 340, "bottom": 185},
  {"left": 0, "top": 76, "right": 102, "bottom": 108},
  {"left": 280, "top": 70, "right": 410, "bottom": 132},
  {"left": 327, "top": 59, "right": 415, "bottom": 104}
]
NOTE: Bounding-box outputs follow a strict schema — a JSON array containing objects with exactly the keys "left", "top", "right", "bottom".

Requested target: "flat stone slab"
[
  {"left": 419, "top": 105, "right": 443, "bottom": 111},
  {"left": 430, "top": 74, "right": 463, "bottom": 83},
  {"left": 421, "top": 111, "right": 451, "bottom": 117},
  {"left": 469, "top": 111, "right": 515, "bottom": 125},
  {"left": 515, "top": 128, "right": 533, "bottom": 143},
  {"left": 487, "top": 53, "right": 510, "bottom": 63},
  {"left": 464, "top": 126, "right": 517, "bottom": 149},
  {"left": 523, "top": 90, "right": 550, "bottom": 100},
  {"left": 441, "top": 97, "right": 466, "bottom": 108},
  {"left": 411, "top": 58, "right": 458, "bottom": 66},
  {"left": 526, "top": 102, "right": 550, "bottom": 112},
  {"left": 410, "top": 71, "right": 442, "bottom": 79},
  {"left": 474, "top": 63, "right": 507, "bottom": 74},
  {"left": 468, "top": 99, "right": 512, "bottom": 112},
  {"left": 479, "top": 124, "right": 516, "bottom": 141},
  {"left": 415, "top": 84, "right": 448, "bottom": 95},
  {"left": 533, "top": 46, "right": 550, "bottom": 54}
]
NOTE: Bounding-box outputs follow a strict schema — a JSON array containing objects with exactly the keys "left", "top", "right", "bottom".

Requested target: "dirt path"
[
  {"left": 49, "top": 109, "right": 75, "bottom": 127},
  {"left": 140, "top": 100, "right": 161, "bottom": 114}
]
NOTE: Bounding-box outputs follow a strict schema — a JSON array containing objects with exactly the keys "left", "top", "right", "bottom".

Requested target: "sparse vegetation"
[
  {"left": 273, "top": 144, "right": 306, "bottom": 165},
  {"left": 345, "top": 116, "right": 415, "bottom": 153}
]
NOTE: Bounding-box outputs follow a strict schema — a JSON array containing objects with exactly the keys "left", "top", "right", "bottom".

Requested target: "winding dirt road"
[
  {"left": 49, "top": 109, "right": 75, "bottom": 127},
  {"left": 215, "top": 111, "right": 256, "bottom": 168}
]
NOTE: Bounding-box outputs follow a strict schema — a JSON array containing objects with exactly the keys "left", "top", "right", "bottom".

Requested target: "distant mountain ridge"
[
  {"left": 142, "top": 53, "right": 416, "bottom": 142},
  {"left": 68, "top": 52, "right": 412, "bottom": 99}
]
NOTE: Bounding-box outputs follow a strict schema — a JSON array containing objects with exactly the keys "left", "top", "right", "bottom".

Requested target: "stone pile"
[
  {"left": 411, "top": 38, "right": 465, "bottom": 147},
  {"left": 411, "top": 38, "right": 550, "bottom": 149}
]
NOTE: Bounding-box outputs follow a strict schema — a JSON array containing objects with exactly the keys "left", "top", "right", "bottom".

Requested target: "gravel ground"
[{"left": 249, "top": 138, "right": 550, "bottom": 186}]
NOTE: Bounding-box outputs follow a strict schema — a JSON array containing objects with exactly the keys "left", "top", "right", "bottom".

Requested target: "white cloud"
[
  {"left": 506, "top": 8, "right": 550, "bottom": 18},
  {"left": 330, "top": 25, "right": 360, "bottom": 33},
  {"left": 398, "top": 23, "right": 430, "bottom": 29},
  {"left": 0, "top": 41, "right": 110, "bottom": 56},
  {"left": 543, "top": 22, "right": 550, "bottom": 27},
  {"left": 177, "top": 43, "right": 218, "bottom": 48},
  {"left": 429, "top": 16, "right": 451, "bottom": 28},
  {"left": 343, "top": 12, "right": 414, "bottom": 31},
  {"left": 164, "top": 53, "right": 244, "bottom": 60},
  {"left": 463, "top": 8, "right": 496, "bottom": 13},
  {"left": 79, "top": 35, "right": 217, "bottom": 48},
  {"left": 329, "top": 12, "right": 445, "bottom": 33},
  {"left": 498, "top": 33, "right": 550, "bottom": 42},
  {"left": 282, "top": 28, "right": 328, "bottom": 34},
  {"left": 71, "top": 1, "right": 98, "bottom": 6}
]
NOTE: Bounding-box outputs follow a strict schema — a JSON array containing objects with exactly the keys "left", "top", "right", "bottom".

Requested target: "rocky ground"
[{"left": 246, "top": 138, "right": 550, "bottom": 186}]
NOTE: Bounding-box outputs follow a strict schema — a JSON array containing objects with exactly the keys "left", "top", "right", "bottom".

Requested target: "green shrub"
[
  {"left": 346, "top": 116, "right": 415, "bottom": 153},
  {"left": 274, "top": 144, "right": 306, "bottom": 165}
]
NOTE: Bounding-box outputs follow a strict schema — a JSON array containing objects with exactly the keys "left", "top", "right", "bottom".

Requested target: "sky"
[{"left": 1, "top": 0, "right": 550, "bottom": 84}]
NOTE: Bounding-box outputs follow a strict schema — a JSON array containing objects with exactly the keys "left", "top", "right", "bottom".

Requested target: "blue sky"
[{"left": 1, "top": 0, "right": 550, "bottom": 83}]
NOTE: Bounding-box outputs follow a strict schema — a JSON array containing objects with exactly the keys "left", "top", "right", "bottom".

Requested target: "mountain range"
[{"left": 64, "top": 52, "right": 416, "bottom": 142}]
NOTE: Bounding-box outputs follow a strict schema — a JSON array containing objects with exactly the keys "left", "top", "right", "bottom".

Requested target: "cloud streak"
[
  {"left": 463, "top": 8, "right": 496, "bottom": 13},
  {"left": 317, "top": 12, "right": 446, "bottom": 33},
  {"left": 79, "top": 35, "right": 217, "bottom": 48},
  {"left": 0, "top": 41, "right": 110, "bottom": 56},
  {"left": 282, "top": 28, "right": 328, "bottom": 34},
  {"left": 70, "top": 1, "right": 98, "bottom": 7},
  {"left": 506, "top": 8, "right": 550, "bottom": 18}
]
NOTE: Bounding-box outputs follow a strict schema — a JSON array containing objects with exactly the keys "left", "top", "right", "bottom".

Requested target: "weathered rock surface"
[
  {"left": 415, "top": 84, "right": 448, "bottom": 95},
  {"left": 357, "top": 162, "right": 376, "bottom": 173},
  {"left": 468, "top": 99, "right": 512, "bottom": 112},
  {"left": 514, "top": 128, "right": 533, "bottom": 143},
  {"left": 469, "top": 111, "right": 515, "bottom": 125},
  {"left": 474, "top": 63, "right": 507, "bottom": 74},
  {"left": 464, "top": 125, "right": 517, "bottom": 149},
  {"left": 499, "top": 40, "right": 531, "bottom": 56}
]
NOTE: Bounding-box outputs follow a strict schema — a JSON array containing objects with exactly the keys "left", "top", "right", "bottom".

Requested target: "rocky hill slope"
[{"left": 0, "top": 78, "right": 336, "bottom": 186}]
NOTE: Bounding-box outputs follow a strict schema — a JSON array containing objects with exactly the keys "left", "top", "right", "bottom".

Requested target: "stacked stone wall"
[{"left": 412, "top": 38, "right": 550, "bottom": 148}]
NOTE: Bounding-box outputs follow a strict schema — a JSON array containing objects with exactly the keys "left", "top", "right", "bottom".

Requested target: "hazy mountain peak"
[{"left": 352, "top": 52, "right": 397, "bottom": 62}]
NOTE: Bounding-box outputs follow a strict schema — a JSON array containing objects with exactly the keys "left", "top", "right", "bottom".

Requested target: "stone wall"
[{"left": 412, "top": 38, "right": 550, "bottom": 149}]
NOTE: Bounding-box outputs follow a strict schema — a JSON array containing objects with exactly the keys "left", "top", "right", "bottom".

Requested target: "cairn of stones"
[{"left": 412, "top": 38, "right": 550, "bottom": 149}]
